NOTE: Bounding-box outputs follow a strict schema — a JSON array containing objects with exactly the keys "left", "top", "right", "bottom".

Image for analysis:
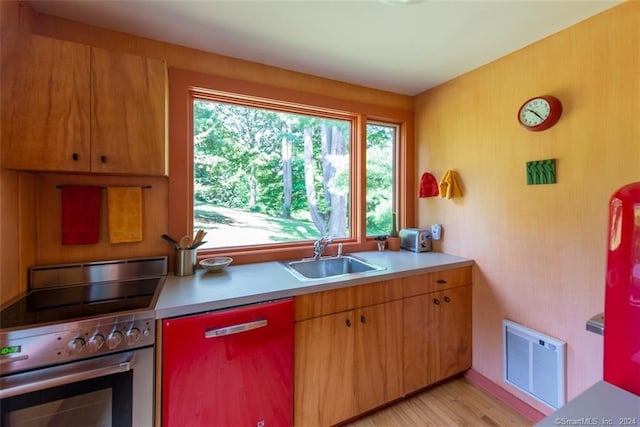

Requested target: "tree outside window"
[{"left": 193, "top": 99, "right": 354, "bottom": 249}]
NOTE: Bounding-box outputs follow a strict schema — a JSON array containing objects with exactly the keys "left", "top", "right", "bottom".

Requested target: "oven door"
[{"left": 0, "top": 347, "right": 153, "bottom": 427}]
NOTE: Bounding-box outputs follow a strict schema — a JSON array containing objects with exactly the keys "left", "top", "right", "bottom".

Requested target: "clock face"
[
  {"left": 519, "top": 98, "right": 550, "bottom": 127},
  {"left": 517, "top": 95, "right": 562, "bottom": 131}
]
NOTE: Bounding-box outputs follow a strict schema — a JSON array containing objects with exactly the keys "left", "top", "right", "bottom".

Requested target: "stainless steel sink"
[{"left": 281, "top": 255, "right": 385, "bottom": 281}]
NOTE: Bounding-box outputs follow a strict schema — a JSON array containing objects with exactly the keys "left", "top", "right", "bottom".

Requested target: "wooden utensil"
[
  {"left": 193, "top": 229, "right": 207, "bottom": 246},
  {"left": 179, "top": 235, "right": 192, "bottom": 249}
]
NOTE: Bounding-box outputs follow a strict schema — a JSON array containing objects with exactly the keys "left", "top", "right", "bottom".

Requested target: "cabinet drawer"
[
  {"left": 295, "top": 279, "right": 403, "bottom": 321},
  {"left": 403, "top": 266, "right": 471, "bottom": 298}
]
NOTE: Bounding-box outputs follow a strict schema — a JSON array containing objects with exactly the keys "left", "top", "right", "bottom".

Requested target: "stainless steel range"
[{"left": 0, "top": 256, "right": 166, "bottom": 427}]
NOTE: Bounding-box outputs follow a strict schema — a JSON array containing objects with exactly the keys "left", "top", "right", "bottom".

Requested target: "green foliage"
[
  {"left": 366, "top": 124, "right": 395, "bottom": 235},
  {"left": 193, "top": 99, "right": 394, "bottom": 246}
]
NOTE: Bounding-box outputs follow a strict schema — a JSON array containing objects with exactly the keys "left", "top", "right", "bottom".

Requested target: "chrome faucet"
[{"left": 313, "top": 236, "right": 333, "bottom": 259}]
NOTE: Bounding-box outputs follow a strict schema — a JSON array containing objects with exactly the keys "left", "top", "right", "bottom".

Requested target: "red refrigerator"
[
  {"left": 536, "top": 184, "right": 640, "bottom": 425},
  {"left": 604, "top": 181, "right": 640, "bottom": 396}
]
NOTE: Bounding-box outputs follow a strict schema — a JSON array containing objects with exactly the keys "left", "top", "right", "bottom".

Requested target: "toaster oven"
[{"left": 399, "top": 228, "right": 432, "bottom": 252}]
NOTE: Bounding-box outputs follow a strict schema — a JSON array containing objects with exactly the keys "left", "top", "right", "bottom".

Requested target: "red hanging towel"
[
  {"left": 61, "top": 186, "right": 101, "bottom": 245},
  {"left": 418, "top": 172, "right": 439, "bottom": 198}
]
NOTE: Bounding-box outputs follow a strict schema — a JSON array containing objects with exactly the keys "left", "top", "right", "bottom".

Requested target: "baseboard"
[{"left": 465, "top": 369, "right": 546, "bottom": 424}]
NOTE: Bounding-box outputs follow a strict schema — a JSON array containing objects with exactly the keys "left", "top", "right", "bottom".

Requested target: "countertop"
[
  {"left": 536, "top": 381, "right": 640, "bottom": 426},
  {"left": 154, "top": 250, "right": 473, "bottom": 319}
]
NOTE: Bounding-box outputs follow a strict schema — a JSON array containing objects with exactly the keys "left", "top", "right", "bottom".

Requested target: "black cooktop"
[{"left": 0, "top": 278, "right": 161, "bottom": 330}]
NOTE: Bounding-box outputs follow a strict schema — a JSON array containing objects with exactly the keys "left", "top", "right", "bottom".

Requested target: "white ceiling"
[{"left": 28, "top": 0, "right": 620, "bottom": 96}]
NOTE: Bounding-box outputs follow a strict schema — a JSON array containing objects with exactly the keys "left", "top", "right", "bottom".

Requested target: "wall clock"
[{"left": 517, "top": 95, "right": 562, "bottom": 132}]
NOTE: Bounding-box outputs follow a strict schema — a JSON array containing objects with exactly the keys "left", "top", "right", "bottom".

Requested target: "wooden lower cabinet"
[
  {"left": 354, "top": 301, "right": 403, "bottom": 414},
  {"left": 294, "top": 300, "right": 403, "bottom": 427},
  {"left": 294, "top": 268, "right": 472, "bottom": 426},
  {"left": 403, "top": 285, "right": 472, "bottom": 394},
  {"left": 295, "top": 310, "right": 355, "bottom": 427}
]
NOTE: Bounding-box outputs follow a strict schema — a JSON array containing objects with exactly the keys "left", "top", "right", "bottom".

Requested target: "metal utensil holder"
[{"left": 175, "top": 248, "right": 197, "bottom": 276}]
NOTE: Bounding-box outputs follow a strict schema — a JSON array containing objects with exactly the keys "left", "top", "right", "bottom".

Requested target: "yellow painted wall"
[{"left": 414, "top": 1, "right": 639, "bottom": 413}]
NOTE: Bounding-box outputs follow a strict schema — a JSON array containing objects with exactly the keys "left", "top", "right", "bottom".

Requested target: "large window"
[
  {"left": 168, "top": 69, "right": 413, "bottom": 260},
  {"left": 193, "top": 97, "right": 353, "bottom": 249},
  {"left": 191, "top": 94, "right": 400, "bottom": 250}
]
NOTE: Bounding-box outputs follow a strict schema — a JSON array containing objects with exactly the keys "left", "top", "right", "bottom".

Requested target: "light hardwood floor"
[{"left": 344, "top": 376, "right": 532, "bottom": 427}]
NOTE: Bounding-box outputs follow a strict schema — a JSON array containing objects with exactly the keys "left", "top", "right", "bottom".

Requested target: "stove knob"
[
  {"left": 107, "top": 331, "right": 123, "bottom": 349},
  {"left": 67, "top": 337, "right": 86, "bottom": 355},
  {"left": 87, "top": 334, "right": 105, "bottom": 353},
  {"left": 125, "top": 328, "right": 140, "bottom": 345}
]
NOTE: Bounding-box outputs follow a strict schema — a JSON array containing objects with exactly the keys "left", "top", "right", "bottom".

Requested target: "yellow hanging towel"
[
  {"left": 108, "top": 186, "right": 143, "bottom": 243},
  {"left": 439, "top": 170, "right": 463, "bottom": 199}
]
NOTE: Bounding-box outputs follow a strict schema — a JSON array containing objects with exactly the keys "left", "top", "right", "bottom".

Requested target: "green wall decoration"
[{"left": 526, "top": 159, "right": 556, "bottom": 185}]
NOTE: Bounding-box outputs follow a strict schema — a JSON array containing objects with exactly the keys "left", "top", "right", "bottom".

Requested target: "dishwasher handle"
[{"left": 205, "top": 319, "right": 268, "bottom": 338}]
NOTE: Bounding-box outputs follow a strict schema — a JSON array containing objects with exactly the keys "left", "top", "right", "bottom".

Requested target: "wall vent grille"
[{"left": 502, "top": 319, "right": 566, "bottom": 409}]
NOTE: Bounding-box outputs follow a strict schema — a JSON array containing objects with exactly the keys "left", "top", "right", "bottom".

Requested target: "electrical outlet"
[{"left": 431, "top": 224, "right": 442, "bottom": 240}]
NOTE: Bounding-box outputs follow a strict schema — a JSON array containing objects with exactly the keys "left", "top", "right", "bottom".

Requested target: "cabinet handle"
[
  {"left": 360, "top": 315, "right": 366, "bottom": 324},
  {"left": 444, "top": 296, "right": 451, "bottom": 303},
  {"left": 100, "top": 155, "right": 107, "bottom": 163},
  {"left": 436, "top": 279, "right": 447, "bottom": 285},
  {"left": 433, "top": 298, "right": 440, "bottom": 305},
  {"left": 346, "top": 319, "right": 352, "bottom": 328},
  {"left": 72, "top": 153, "right": 79, "bottom": 161}
]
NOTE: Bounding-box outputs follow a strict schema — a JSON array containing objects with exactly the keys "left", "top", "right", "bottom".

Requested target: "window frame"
[{"left": 168, "top": 68, "right": 415, "bottom": 265}]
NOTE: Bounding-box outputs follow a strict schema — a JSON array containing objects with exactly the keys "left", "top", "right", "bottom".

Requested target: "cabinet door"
[
  {"left": 403, "top": 285, "right": 472, "bottom": 393},
  {"left": 91, "top": 47, "right": 167, "bottom": 175},
  {"left": 403, "top": 292, "right": 435, "bottom": 394},
  {"left": 430, "top": 285, "right": 472, "bottom": 382},
  {"left": 294, "top": 311, "right": 354, "bottom": 427},
  {"left": 354, "top": 300, "right": 403, "bottom": 414},
  {"left": 1, "top": 32, "right": 90, "bottom": 171}
]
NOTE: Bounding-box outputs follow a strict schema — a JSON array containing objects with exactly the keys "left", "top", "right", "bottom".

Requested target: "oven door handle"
[{"left": 0, "top": 352, "right": 134, "bottom": 399}]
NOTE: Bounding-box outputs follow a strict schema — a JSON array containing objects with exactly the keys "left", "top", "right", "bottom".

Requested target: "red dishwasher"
[{"left": 161, "top": 298, "right": 294, "bottom": 427}]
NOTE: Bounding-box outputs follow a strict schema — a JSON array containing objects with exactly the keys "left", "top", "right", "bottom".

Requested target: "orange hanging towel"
[
  {"left": 439, "top": 170, "right": 463, "bottom": 199},
  {"left": 108, "top": 186, "right": 143, "bottom": 243}
]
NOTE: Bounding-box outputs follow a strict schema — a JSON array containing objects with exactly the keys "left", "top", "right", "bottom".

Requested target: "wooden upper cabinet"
[
  {"left": 91, "top": 47, "right": 167, "bottom": 175},
  {"left": 0, "top": 32, "right": 167, "bottom": 175},
  {"left": 1, "top": 32, "right": 91, "bottom": 172}
]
